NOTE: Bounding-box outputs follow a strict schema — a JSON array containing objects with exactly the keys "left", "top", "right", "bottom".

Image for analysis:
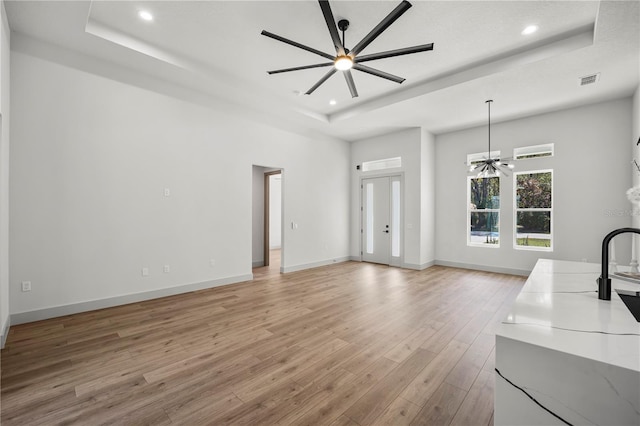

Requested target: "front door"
[{"left": 362, "top": 176, "right": 401, "bottom": 266}]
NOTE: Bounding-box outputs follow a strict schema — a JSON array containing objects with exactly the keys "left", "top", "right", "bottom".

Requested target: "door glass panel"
[
  {"left": 366, "top": 183, "right": 374, "bottom": 254},
  {"left": 391, "top": 180, "right": 400, "bottom": 257}
]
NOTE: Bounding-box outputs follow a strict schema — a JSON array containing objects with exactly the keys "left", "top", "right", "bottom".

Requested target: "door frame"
[
  {"left": 263, "top": 170, "right": 282, "bottom": 267},
  {"left": 360, "top": 172, "right": 404, "bottom": 267}
]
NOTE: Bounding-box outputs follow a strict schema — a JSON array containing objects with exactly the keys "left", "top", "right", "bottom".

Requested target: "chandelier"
[{"left": 469, "top": 100, "right": 514, "bottom": 177}]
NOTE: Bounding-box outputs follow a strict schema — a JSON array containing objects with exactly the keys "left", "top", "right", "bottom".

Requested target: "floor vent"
[{"left": 579, "top": 73, "right": 600, "bottom": 86}]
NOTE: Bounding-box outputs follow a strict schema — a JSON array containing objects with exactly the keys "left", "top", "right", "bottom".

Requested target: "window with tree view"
[
  {"left": 468, "top": 177, "right": 500, "bottom": 246},
  {"left": 515, "top": 170, "right": 552, "bottom": 250}
]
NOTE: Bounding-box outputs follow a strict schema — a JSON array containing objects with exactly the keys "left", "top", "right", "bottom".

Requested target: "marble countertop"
[{"left": 496, "top": 259, "right": 640, "bottom": 372}]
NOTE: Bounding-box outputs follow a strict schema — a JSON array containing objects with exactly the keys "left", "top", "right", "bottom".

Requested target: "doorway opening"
[
  {"left": 264, "top": 170, "right": 282, "bottom": 269},
  {"left": 252, "top": 166, "right": 283, "bottom": 276},
  {"left": 361, "top": 174, "right": 403, "bottom": 267}
]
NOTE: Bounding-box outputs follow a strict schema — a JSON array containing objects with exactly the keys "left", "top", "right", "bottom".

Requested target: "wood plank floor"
[{"left": 1, "top": 262, "right": 525, "bottom": 425}]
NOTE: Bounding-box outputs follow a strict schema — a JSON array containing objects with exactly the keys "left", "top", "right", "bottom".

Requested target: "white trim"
[
  {"left": 1, "top": 317, "right": 10, "bottom": 349},
  {"left": 252, "top": 260, "right": 265, "bottom": 268},
  {"left": 403, "top": 260, "right": 435, "bottom": 271},
  {"left": 435, "top": 260, "right": 530, "bottom": 277},
  {"left": 468, "top": 242, "right": 501, "bottom": 249},
  {"left": 281, "top": 257, "right": 350, "bottom": 273},
  {"left": 349, "top": 256, "right": 362, "bottom": 262},
  {"left": 10, "top": 274, "right": 253, "bottom": 325}
]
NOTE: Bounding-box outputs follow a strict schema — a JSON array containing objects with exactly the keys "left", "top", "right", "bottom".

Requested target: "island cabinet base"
[{"left": 495, "top": 335, "right": 640, "bottom": 425}]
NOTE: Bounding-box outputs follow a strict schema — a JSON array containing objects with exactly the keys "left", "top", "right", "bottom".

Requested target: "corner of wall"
[{"left": 0, "top": 0, "right": 11, "bottom": 349}]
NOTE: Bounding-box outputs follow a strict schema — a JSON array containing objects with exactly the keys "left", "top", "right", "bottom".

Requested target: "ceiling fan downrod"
[{"left": 338, "top": 19, "right": 350, "bottom": 54}]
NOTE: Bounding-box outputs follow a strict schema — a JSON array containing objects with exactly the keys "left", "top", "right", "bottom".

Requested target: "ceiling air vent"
[{"left": 579, "top": 73, "right": 600, "bottom": 86}]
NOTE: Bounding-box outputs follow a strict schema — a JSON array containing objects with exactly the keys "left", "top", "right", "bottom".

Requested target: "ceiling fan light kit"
[
  {"left": 334, "top": 55, "right": 353, "bottom": 71},
  {"left": 261, "top": 0, "right": 434, "bottom": 98},
  {"left": 469, "top": 100, "right": 515, "bottom": 178}
]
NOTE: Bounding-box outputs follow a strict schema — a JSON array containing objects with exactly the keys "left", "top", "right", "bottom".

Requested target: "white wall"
[
  {"left": 10, "top": 48, "right": 350, "bottom": 321},
  {"left": 435, "top": 98, "right": 633, "bottom": 275},
  {"left": 0, "top": 0, "right": 10, "bottom": 346},
  {"left": 350, "top": 127, "right": 436, "bottom": 269},
  {"left": 269, "top": 174, "right": 282, "bottom": 249}
]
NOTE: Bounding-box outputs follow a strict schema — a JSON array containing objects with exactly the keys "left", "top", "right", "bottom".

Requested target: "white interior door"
[{"left": 362, "top": 176, "right": 402, "bottom": 265}]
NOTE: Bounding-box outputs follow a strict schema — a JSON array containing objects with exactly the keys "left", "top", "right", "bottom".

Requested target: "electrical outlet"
[
  {"left": 21, "top": 281, "right": 31, "bottom": 292},
  {"left": 163, "top": 265, "right": 170, "bottom": 273},
  {"left": 210, "top": 259, "right": 216, "bottom": 267},
  {"left": 142, "top": 267, "right": 149, "bottom": 277},
  {"left": 164, "top": 188, "right": 171, "bottom": 197}
]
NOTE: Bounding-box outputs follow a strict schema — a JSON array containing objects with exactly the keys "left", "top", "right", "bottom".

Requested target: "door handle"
[{"left": 383, "top": 230, "right": 389, "bottom": 233}]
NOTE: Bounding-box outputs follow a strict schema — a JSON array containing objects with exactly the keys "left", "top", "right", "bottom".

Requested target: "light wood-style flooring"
[{"left": 1, "top": 262, "right": 525, "bottom": 425}]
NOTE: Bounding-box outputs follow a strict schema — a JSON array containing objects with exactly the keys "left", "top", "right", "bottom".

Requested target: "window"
[
  {"left": 514, "top": 170, "right": 552, "bottom": 250},
  {"left": 391, "top": 180, "right": 401, "bottom": 257},
  {"left": 361, "top": 157, "right": 401, "bottom": 172},
  {"left": 467, "top": 151, "right": 501, "bottom": 168},
  {"left": 468, "top": 176, "right": 500, "bottom": 247},
  {"left": 514, "top": 143, "right": 553, "bottom": 160},
  {"left": 366, "top": 183, "right": 374, "bottom": 254}
]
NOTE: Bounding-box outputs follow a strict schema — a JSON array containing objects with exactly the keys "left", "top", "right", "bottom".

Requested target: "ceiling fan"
[{"left": 261, "top": 0, "right": 434, "bottom": 98}]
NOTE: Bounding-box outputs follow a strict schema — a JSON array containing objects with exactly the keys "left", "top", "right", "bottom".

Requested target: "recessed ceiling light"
[
  {"left": 329, "top": 99, "right": 337, "bottom": 106},
  {"left": 521, "top": 25, "right": 538, "bottom": 35},
  {"left": 138, "top": 10, "right": 154, "bottom": 21}
]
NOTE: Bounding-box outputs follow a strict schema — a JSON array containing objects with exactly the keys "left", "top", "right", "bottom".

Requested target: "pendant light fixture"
[{"left": 469, "top": 100, "right": 514, "bottom": 177}]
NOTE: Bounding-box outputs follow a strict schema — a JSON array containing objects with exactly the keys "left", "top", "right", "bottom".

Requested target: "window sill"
[
  {"left": 514, "top": 245, "right": 553, "bottom": 252},
  {"left": 468, "top": 243, "right": 501, "bottom": 249}
]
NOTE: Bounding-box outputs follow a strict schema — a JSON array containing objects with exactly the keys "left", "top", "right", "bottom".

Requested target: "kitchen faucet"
[{"left": 598, "top": 227, "right": 640, "bottom": 300}]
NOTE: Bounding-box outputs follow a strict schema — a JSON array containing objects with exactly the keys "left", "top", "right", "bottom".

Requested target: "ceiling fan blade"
[
  {"left": 305, "top": 68, "right": 337, "bottom": 95},
  {"left": 318, "top": 0, "right": 346, "bottom": 56},
  {"left": 261, "top": 30, "right": 335, "bottom": 61},
  {"left": 350, "top": 0, "right": 412, "bottom": 57},
  {"left": 356, "top": 43, "right": 434, "bottom": 63},
  {"left": 353, "top": 64, "right": 405, "bottom": 84},
  {"left": 267, "top": 62, "right": 334, "bottom": 75},
  {"left": 343, "top": 70, "right": 359, "bottom": 98}
]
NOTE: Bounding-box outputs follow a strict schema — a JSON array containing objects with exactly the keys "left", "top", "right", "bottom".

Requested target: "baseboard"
[
  {"left": 435, "top": 260, "right": 530, "bottom": 277},
  {"left": 281, "top": 257, "right": 350, "bottom": 273},
  {"left": 10, "top": 273, "right": 253, "bottom": 326},
  {"left": 1, "top": 316, "right": 10, "bottom": 349},
  {"left": 252, "top": 260, "right": 265, "bottom": 268},
  {"left": 349, "top": 256, "right": 361, "bottom": 262},
  {"left": 403, "top": 260, "right": 435, "bottom": 271}
]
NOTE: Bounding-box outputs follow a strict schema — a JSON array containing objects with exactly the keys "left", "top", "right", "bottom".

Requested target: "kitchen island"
[{"left": 495, "top": 259, "right": 640, "bottom": 425}]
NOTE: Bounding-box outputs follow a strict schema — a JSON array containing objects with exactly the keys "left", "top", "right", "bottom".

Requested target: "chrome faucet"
[{"left": 598, "top": 227, "right": 640, "bottom": 300}]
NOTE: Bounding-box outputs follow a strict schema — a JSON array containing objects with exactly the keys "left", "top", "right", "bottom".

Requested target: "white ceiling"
[{"left": 5, "top": 1, "right": 640, "bottom": 141}]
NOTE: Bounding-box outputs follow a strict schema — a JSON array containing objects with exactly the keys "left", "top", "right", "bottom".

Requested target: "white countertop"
[{"left": 496, "top": 259, "right": 640, "bottom": 372}]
